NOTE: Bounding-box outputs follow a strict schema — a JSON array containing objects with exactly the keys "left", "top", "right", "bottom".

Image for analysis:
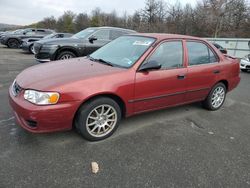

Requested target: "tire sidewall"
[{"left": 76, "top": 97, "right": 121, "bottom": 141}]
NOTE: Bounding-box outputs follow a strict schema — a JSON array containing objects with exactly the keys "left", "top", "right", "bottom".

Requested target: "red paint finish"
[{"left": 9, "top": 34, "right": 240, "bottom": 133}]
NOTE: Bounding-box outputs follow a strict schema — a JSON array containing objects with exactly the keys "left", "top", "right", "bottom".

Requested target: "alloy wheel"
[
  {"left": 30, "top": 45, "right": 35, "bottom": 54},
  {"left": 86, "top": 104, "right": 118, "bottom": 138},
  {"left": 60, "top": 54, "right": 73, "bottom": 60},
  {"left": 211, "top": 86, "right": 225, "bottom": 108}
]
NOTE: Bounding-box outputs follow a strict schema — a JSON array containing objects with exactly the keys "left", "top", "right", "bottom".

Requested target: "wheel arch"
[
  {"left": 72, "top": 93, "right": 127, "bottom": 128},
  {"left": 217, "top": 79, "right": 229, "bottom": 91}
]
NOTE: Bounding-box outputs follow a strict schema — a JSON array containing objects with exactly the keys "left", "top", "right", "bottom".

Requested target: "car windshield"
[
  {"left": 72, "top": 28, "right": 96, "bottom": 39},
  {"left": 89, "top": 36, "right": 156, "bottom": 68}
]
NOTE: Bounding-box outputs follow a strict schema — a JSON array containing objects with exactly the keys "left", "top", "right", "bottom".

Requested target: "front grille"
[
  {"left": 246, "top": 65, "right": 250, "bottom": 69},
  {"left": 34, "top": 43, "right": 42, "bottom": 54},
  {"left": 12, "top": 81, "right": 22, "bottom": 96}
]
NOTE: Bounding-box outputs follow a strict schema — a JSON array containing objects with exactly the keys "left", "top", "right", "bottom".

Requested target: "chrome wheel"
[
  {"left": 60, "top": 54, "right": 73, "bottom": 60},
  {"left": 211, "top": 86, "right": 225, "bottom": 108},
  {"left": 86, "top": 104, "right": 117, "bottom": 137}
]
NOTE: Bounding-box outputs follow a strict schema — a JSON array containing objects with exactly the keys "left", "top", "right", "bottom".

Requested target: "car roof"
[{"left": 130, "top": 33, "right": 207, "bottom": 41}]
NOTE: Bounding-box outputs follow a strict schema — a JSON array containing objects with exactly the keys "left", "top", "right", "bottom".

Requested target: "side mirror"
[
  {"left": 88, "top": 36, "right": 97, "bottom": 43},
  {"left": 139, "top": 60, "right": 161, "bottom": 71},
  {"left": 221, "top": 49, "right": 227, "bottom": 54}
]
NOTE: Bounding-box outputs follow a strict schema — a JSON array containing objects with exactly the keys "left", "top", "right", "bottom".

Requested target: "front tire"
[
  {"left": 75, "top": 97, "right": 121, "bottom": 141},
  {"left": 202, "top": 83, "right": 226, "bottom": 111},
  {"left": 7, "top": 39, "right": 20, "bottom": 48},
  {"left": 57, "top": 51, "right": 76, "bottom": 60},
  {"left": 29, "top": 44, "right": 35, "bottom": 54}
]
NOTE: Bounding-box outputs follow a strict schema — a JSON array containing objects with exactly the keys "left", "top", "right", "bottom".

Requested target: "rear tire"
[
  {"left": 75, "top": 97, "right": 121, "bottom": 141},
  {"left": 7, "top": 39, "right": 20, "bottom": 48},
  {"left": 202, "top": 83, "right": 226, "bottom": 111},
  {"left": 57, "top": 51, "right": 76, "bottom": 60}
]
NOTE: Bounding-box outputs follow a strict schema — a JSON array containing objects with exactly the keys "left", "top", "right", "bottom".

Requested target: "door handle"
[
  {"left": 213, "top": 70, "right": 220, "bottom": 74},
  {"left": 177, "top": 74, "right": 186, "bottom": 80}
]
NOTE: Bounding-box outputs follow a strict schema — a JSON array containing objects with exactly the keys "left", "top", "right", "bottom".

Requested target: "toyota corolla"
[{"left": 9, "top": 34, "right": 240, "bottom": 141}]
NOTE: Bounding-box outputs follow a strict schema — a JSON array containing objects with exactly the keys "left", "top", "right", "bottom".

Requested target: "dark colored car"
[
  {"left": 212, "top": 43, "right": 227, "bottom": 54},
  {"left": 21, "top": 33, "right": 73, "bottom": 54},
  {"left": 34, "top": 27, "right": 136, "bottom": 62},
  {"left": 9, "top": 34, "right": 240, "bottom": 141},
  {"left": 0, "top": 28, "right": 54, "bottom": 48},
  {"left": 0, "top": 29, "right": 24, "bottom": 40}
]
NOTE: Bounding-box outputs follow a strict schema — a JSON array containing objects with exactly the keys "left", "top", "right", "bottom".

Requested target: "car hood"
[
  {"left": 16, "top": 57, "right": 125, "bottom": 90},
  {"left": 38, "top": 37, "right": 82, "bottom": 45}
]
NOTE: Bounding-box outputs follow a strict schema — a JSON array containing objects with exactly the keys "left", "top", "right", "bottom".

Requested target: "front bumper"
[
  {"left": 240, "top": 59, "right": 250, "bottom": 70},
  {"left": 35, "top": 51, "right": 57, "bottom": 62},
  {"left": 9, "top": 87, "right": 82, "bottom": 133}
]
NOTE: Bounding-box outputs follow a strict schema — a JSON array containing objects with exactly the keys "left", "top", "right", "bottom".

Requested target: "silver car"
[{"left": 240, "top": 54, "right": 250, "bottom": 72}]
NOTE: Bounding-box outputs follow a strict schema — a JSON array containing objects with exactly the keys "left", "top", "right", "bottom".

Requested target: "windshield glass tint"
[
  {"left": 89, "top": 36, "right": 155, "bottom": 68},
  {"left": 72, "top": 28, "right": 96, "bottom": 39}
]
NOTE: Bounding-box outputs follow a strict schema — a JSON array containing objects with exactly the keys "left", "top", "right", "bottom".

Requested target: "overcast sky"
[{"left": 0, "top": 0, "right": 198, "bottom": 25}]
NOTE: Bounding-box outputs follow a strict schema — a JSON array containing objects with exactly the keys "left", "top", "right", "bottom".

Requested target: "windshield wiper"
[{"left": 87, "top": 56, "right": 113, "bottom": 67}]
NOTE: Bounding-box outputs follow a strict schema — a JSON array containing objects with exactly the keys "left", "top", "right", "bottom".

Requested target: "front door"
[{"left": 133, "top": 40, "right": 188, "bottom": 113}]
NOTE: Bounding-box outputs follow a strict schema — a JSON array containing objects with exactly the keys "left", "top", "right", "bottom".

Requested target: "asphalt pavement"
[{"left": 0, "top": 44, "right": 250, "bottom": 188}]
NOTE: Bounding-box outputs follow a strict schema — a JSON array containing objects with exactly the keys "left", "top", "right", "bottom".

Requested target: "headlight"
[{"left": 24, "top": 90, "right": 60, "bottom": 105}]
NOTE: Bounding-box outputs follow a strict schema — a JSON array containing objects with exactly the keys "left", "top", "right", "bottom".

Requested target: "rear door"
[
  {"left": 133, "top": 40, "right": 187, "bottom": 113},
  {"left": 185, "top": 40, "right": 221, "bottom": 102}
]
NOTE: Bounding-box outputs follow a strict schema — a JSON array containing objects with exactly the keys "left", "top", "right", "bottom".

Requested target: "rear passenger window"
[
  {"left": 187, "top": 41, "right": 218, "bottom": 65},
  {"left": 36, "top": 30, "right": 46, "bottom": 34},
  {"left": 147, "top": 41, "right": 183, "bottom": 69},
  {"left": 209, "top": 48, "right": 218, "bottom": 63}
]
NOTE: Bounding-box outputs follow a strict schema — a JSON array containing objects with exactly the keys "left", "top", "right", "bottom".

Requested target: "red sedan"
[{"left": 9, "top": 34, "right": 240, "bottom": 141}]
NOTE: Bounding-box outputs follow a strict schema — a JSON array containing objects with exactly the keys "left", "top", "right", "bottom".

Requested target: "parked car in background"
[
  {"left": 0, "top": 29, "right": 24, "bottom": 40},
  {"left": 0, "top": 28, "right": 54, "bottom": 48},
  {"left": 9, "top": 34, "right": 240, "bottom": 141},
  {"left": 212, "top": 43, "right": 228, "bottom": 54},
  {"left": 240, "top": 54, "right": 250, "bottom": 72},
  {"left": 21, "top": 33, "right": 73, "bottom": 54},
  {"left": 34, "top": 26, "right": 136, "bottom": 62}
]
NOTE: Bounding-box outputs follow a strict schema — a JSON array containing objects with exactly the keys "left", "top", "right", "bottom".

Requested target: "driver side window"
[
  {"left": 92, "top": 30, "right": 110, "bottom": 40},
  {"left": 147, "top": 41, "right": 183, "bottom": 69}
]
